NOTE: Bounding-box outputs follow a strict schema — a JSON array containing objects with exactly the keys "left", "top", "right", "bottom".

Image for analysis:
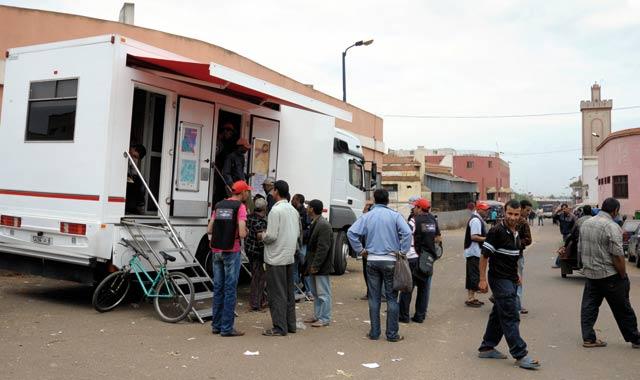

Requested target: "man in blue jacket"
[{"left": 348, "top": 189, "right": 412, "bottom": 342}]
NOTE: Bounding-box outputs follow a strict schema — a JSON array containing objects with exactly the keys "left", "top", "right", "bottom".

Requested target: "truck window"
[
  {"left": 25, "top": 79, "right": 78, "bottom": 141},
  {"left": 349, "top": 159, "right": 363, "bottom": 189}
]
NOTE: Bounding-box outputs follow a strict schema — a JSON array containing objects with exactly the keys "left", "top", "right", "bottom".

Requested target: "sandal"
[
  {"left": 465, "top": 299, "right": 483, "bottom": 308},
  {"left": 515, "top": 356, "right": 541, "bottom": 370},
  {"left": 583, "top": 339, "right": 607, "bottom": 348},
  {"left": 478, "top": 349, "right": 507, "bottom": 359}
]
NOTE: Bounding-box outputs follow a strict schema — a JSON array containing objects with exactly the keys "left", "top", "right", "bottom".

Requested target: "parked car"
[{"left": 622, "top": 219, "right": 640, "bottom": 261}]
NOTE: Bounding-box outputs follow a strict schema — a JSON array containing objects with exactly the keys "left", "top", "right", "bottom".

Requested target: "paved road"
[{"left": 1, "top": 223, "right": 640, "bottom": 379}]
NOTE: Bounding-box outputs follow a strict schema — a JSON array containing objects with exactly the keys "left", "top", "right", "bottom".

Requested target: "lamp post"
[{"left": 342, "top": 39, "right": 373, "bottom": 102}]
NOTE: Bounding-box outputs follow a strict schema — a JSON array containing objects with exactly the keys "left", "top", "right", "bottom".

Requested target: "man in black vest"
[
  {"left": 208, "top": 180, "right": 251, "bottom": 337},
  {"left": 400, "top": 198, "right": 441, "bottom": 323},
  {"left": 464, "top": 202, "right": 490, "bottom": 307}
]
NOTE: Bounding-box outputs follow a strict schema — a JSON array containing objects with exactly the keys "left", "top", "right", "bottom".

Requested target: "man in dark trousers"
[
  {"left": 259, "top": 180, "right": 300, "bottom": 336},
  {"left": 579, "top": 197, "right": 640, "bottom": 349},
  {"left": 477, "top": 200, "right": 540, "bottom": 370},
  {"left": 125, "top": 144, "right": 147, "bottom": 215},
  {"left": 303, "top": 199, "right": 334, "bottom": 327},
  {"left": 400, "top": 198, "right": 441, "bottom": 323},
  {"left": 246, "top": 198, "right": 268, "bottom": 312},
  {"left": 222, "top": 138, "right": 251, "bottom": 188},
  {"left": 208, "top": 180, "right": 250, "bottom": 337},
  {"left": 516, "top": 200, "right": 533, "bottom": 314}
]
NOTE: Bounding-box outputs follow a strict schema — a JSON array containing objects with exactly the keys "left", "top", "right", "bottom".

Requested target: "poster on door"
[
  {"left": 176, "top": 122, "right": 202, "bottom": 191},
  {"left": 251, "top": 138, "right": 271, "bottom": 196}
]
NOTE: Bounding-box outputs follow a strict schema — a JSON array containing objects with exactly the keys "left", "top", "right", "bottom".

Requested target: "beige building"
[{"left": 580, "top": 83, "right": 612, "bottom": 205}]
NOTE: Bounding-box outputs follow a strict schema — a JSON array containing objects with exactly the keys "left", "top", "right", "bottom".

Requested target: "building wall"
[
  {"left": 597, "top": 134, "right": 640, "bottom": 217},
  {"left": 582, "top": 159, "right": 598, "bottom": 205},
  {"left": 423, "top": 154, "right": 510, "bottom": 200},
  {"left": 0, "top": 5, "right": 384, "bottom": 164},
  {"left": 451, "top": 156, "right": 510, "bottom": 201}
]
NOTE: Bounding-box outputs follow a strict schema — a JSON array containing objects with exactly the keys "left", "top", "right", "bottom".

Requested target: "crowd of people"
[{"left": 204, "top": 174, "right": 639, "bottom": 371}]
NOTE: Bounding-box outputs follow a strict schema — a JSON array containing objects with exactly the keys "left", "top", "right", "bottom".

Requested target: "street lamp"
[
  {"left": 342, "top": 39, "right": 374, "bottom": 102},
  {"left": 592, "top": 132, "right": 600, "bottom": 137}
]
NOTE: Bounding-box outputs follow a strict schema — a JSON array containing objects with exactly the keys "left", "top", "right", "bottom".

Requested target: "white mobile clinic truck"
[{"left": 0, "top": 35, "right": 374, "bottom": 297}]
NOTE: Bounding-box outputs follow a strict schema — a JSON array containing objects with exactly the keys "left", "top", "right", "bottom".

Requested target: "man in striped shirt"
[{"left": 477, "top": 200, "right": 540, "bottom": 370}]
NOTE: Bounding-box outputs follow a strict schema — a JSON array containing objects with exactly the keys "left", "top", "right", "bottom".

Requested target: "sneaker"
[
  {"left": 399, "top": 318, "right": 411, "bottom": 324},
  {"left": 220, "top": 329, "right": 245, "bottom": 337},
  {"left": 211, "top": 328, "right": 220, "bottom": 335},
  {"left": 411, "top": 316, "right": 424, "bottom": 323},
  {"left": 311, "top": 321, "right": 329, "bottom": 327}
]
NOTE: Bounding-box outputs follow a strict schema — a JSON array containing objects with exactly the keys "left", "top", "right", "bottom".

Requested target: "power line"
[
  {"left": 384, "top": 105, "right": 640, "bottom": 119},
  {"left": 502, "top": 148, "right": 581, "bottom": 157}
]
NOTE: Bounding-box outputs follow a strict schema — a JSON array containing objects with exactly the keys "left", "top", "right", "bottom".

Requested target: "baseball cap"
[
  {"left": 236, "top": 138, "right": 251, "bottom": 150},
  {"left": 232, "top": 180, "right": 252, "bottom": 194},
  {"left": 476, "top": 202, "right": 490, "bottom": 210},
  {"left": 413, "top": 198, "right": 431, "bottom": 210}
]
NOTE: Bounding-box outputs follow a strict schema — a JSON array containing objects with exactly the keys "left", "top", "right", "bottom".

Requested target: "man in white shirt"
[
  {"left": 258, "top": 180, "right": 301, "bottom": 336},
  {"left": 464, "top": 202, "right": 490, "bottom": 307}
]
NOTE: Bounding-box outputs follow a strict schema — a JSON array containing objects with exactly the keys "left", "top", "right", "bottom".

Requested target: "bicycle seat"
[{"left": 159, "top": 251, "right": 176, "bottom": 262}]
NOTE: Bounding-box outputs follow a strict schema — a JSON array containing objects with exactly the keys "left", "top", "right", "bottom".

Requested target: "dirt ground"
[{"left": 2, "top": 225, "right": 640, "bottom": 380}]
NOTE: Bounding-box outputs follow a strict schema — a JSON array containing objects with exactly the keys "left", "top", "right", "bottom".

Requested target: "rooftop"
[{"left": 596, "top": 128, "right": 640, "bottom": 151}]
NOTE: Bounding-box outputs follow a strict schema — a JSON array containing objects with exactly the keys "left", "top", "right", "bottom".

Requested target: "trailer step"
[
  {"left": 174, "top": 276, "right": 210, "bottom": 285},
  {"left": 194, "top": 291, "right": 213, "bottom": 301},
  {"left": 193, "top": 308, "right": 212, "bottom": 319}
]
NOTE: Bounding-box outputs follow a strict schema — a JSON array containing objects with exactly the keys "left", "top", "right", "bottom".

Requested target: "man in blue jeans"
[
  {"left": 303, "top": 199, "right": 334, "bottom": 327},
  {"left": 477, "top": 200, "right": 540, "bottom": 370},
  {"left": 208, "top": 180, "right": 250, "bottom": 337},
  {"left": 348, "top": 189, "right": 412, "bottom": 342}
]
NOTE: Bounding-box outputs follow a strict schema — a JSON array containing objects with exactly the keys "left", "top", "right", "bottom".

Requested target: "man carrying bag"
[{"left": 399, "top": 198, "right": 442, "bottom": 323}]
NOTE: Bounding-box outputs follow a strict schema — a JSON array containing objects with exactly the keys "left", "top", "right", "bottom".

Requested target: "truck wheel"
[{"left": 332, "top": 231, "right": 349, "bottom": 275}]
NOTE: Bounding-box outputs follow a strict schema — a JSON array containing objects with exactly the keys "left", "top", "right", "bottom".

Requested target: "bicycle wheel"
[
  {"left": 92, "top": 270, "right": 131, "bottom": 312},
  {"left": 153, "top": 272, "right": 195, "bottom": 323}
]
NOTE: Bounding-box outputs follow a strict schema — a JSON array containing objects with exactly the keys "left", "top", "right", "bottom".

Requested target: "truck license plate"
[{"left": 32, "top": 235, "right": 51, "bottom": 245}]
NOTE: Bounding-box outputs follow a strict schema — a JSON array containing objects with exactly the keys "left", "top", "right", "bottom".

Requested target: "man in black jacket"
[
  {"left": 401, "top": 198, "right": 441, "bottom": 323},
  {"left": 303, "top": 199, "right": 334, "bottom": 327}
]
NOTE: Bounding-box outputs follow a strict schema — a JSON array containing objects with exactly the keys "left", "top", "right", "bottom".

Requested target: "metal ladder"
[{"left": 123, "top": 151, "right": 213, "bottom": 323}]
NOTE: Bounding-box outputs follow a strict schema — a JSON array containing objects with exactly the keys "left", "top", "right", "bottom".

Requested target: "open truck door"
[{"left": 170, "top": 97, "right": 215, "bottom": 218}]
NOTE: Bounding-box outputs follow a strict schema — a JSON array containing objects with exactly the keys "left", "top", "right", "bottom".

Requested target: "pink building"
[
  {"left": 425, "top": 151, "right": 511, "bottom": 201},
  {"left": 597, "top": 128, "right": 640, "bottom": 217}
]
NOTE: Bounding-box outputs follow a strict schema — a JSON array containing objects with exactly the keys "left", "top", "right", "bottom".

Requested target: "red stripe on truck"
[
  {"left": 0, "top": 189, "right": 100, "bottom": 201},
  {"left": 108, "top": 196, "right": 126, "bottom": 203}
]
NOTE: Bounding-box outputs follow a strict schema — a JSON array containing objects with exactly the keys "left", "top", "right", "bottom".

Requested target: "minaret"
[
  {"left": 580, "top": 83, "right": 612, "bottom": 158},
  {"left": 579, "top": 83, "right": 612, "bottom": 205}
]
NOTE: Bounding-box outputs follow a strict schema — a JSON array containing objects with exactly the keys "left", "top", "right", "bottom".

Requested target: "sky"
[{"left": 3, "top": 0, "right": 640, "bottom": 196}]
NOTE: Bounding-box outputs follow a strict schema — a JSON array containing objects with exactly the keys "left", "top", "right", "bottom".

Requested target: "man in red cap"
[
  {"left": 222, "top": 137, "right": 251, "bottom": 191},
  {"left": 208, "top": 180, "right": 251, "bottom": 337},
  {"left": 464, "top": 202, "right": 490, "bottom": 307},
  {"left": 400, "top": 198, "right": 441, "bottom": 323}
]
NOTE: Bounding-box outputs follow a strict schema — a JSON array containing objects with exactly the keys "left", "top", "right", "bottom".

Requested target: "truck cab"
[{"left": 330, "top": 128, "right": 368, "bottom": 274}]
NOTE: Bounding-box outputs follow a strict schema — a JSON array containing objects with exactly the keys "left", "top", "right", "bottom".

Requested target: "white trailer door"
[
  {"left": 171, "top": 97, "right": 215, "bottom": 217},
  {"left": 249, "top": 116, "right": 280, "bottom": 195}
]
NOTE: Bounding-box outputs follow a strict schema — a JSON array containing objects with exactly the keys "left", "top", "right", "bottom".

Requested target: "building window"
[
  {"left": 26, "top": 79, "right": 78, "bottom": 141},
  {"left": 613, "top": 175, "right": 628, "bottom": 199},
  {"left": 382, "top": 184, "right": 398, "bottom": 192},
  {"left": 348, "top": 159, "right": 363, "bottom": 189},
  {"left": 466, "top": 161, "right": 474, "bottom": 169},
  {"left": 488, "top": 161, "right": 493, "bottom": 168}
]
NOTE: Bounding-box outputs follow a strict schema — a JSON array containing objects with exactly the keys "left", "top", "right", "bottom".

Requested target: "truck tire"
[{"left": 332, "top": 231, "right": 349, "bottom": 275}]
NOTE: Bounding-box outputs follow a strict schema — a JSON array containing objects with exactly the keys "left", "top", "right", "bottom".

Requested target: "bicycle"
[{"left": 92, "top": 239, "right": 195, "bottom": 323}]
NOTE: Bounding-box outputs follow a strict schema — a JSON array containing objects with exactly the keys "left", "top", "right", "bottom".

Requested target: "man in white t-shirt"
[{"left": 464, "top": 202, "right": 490, "bottom": 307}]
